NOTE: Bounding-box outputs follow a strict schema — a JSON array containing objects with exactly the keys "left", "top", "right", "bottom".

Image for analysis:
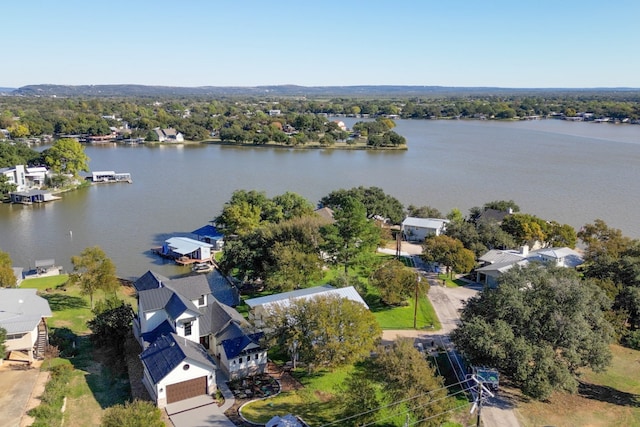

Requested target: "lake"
[{"left": 1, "top": 118, "right": 638, "bottom": 279}]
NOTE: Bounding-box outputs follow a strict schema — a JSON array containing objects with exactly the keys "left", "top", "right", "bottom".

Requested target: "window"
[
  {"left": 6, "top": 333, "right": 25, "bottom": 340},
  {"left": 239, "top": 357, "right": 243, "bottom": 363},
  {"left": 198, "top": 295, "right": 205, "bottom": 306},
  {"left": 184, "top": 321, "right": 192, "bottom": 336},
  {"left": 183, "top": 364, "right": 190, "bottom": 371},
  {"left": 255, "top": 354, "right": 259, "bottom": 360}
]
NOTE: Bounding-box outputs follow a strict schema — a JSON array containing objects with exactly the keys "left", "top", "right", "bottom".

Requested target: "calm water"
[{"left": 1, "top": 119, "right": 638, "bottom": 279}]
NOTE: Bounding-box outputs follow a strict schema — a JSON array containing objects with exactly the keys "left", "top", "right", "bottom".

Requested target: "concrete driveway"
[{"left": 0, "top": 364, "right": 39, "bottom": 427}]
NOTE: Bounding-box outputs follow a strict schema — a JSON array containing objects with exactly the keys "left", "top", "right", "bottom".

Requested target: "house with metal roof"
[
  {"left": 191, "top": 224, "right": 225, "bottom": 250},
  {"left": 475, "top": 246, "right": 584, "bottom": 287},
  {"left": 401, "top": 217, "right": 450, "bottom": 241},
  {"left": 132, "top": 269, "right": 266, "bottom": 406},
  {"left": 244, "top": 285, "right": 368, "bottom": 328},
  {"left": 140, "top": 333, "right": 217, "bottom": 407},
  {"left": 0, "top": 288, "right": 52, "bottom": 363},
  {"left": 156, "top": 237, "right": 213, "bottom": 265}
]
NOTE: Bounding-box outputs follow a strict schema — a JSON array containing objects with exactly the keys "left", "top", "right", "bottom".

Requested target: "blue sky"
[{"left": 3, "top": 0, "right": 639, "bottom": 88}]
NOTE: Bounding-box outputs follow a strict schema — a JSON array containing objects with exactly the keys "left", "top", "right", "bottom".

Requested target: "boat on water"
[{"left": 192, "top": 262, "right": 214, "bottom": 273}]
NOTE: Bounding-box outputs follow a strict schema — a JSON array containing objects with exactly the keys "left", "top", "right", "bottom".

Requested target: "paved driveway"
[
  {"left": 169, "top": 404, "right": 236, "bottom": 427},
  {"left": 0, "top": 365, "right": 39, "bottom": 427}
]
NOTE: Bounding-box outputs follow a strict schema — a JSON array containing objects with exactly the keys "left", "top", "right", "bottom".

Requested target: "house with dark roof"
[
  {"left": 0, "top": 288, "right": 52, "bottom": 363},
  {"left": 140, "top": 333, "right": 217, "bottom": 407},
  {"left": 154, "top": 128, "right": 184, "bottom": 143},
  {"left": 133, "top": 269, "right": 266, "bottom": 406}
]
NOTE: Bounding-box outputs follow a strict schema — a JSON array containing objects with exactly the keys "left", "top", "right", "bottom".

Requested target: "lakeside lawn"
[
  {"left": 21, "top": 275, "right": 137, "bottom": 427},
  {"left": 516, "top": 344, "right": 640, "bottom": 427}
]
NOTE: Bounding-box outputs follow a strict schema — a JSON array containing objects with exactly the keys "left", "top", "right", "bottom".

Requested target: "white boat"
[{"left": 192, "top": 262, "right": 214, "bottom": 273}]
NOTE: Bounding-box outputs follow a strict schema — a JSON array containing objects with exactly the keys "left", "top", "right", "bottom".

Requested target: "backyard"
[{"left": 21, "top": 275, "right": 137, "bottom": 427}]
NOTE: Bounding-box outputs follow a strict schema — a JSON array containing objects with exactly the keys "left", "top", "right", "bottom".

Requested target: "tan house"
[{"left": 0, "top": 288, "right": 52, "bottom": 363}]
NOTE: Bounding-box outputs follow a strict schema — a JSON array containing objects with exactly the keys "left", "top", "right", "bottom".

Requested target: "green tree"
[
  {"left": 101, "top": 400, "right": 164, "bottom": 427},
  {"left": 578, "top": 219, "right": 633, "bottom": 263},
  {"left": 421, "top": 235, "right": 476, "bottom": 278},
  {"left": 321, "top": 197, "right": 381, "bottom": 274},
  {"left": 372, "top": 338, "right": 452, "bottom": 425},
  {"left": 0, "top": 249, "right": 16, "bottom": 287},
  {"left": 69, "top": 246, "right": 119, "bottom": 309},
  {"left": 407, "top": 205, "right": 443, "bottom": 219},
  {"left": 0, "top": 327, "right": 7, "bottom": 360},
  {"left": 88, "top": 302, "right": 134, "bottom": 355},
  {"left": 43, "top": 138, "right": 90, "bottom": 177},
  {"left": 335, "top": 370, "right": 381, "bottom": 426},
  {"left": 320, "top": 186, "right": 405, "bottom": 224},
  {"left": 370, "top": 259, "right": 421, "bottom": 306},
  {"left": 0, "top": 174, "right": 17, "bottom": 197},
  {"left": 501, "top": 213, "right": 548, "bottom": 246},
  {"left": 265, "top": 294, "right": 381, "bottom": 370},
  {"left": 452, "top": 265, "right": 613, "bottom": 399}
]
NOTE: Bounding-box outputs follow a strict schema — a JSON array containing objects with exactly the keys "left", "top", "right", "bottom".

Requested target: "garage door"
[{"left": 166, "top": 376, "right": 206, "bottom": 404}]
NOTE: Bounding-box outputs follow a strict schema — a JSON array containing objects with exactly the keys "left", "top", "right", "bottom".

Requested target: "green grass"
[
  {"left": 516, "top": 344, "right": 640, "bottom": 427},
  {"left": 241, "top": 366, "right": 353, "bottom": 425},
  {"left": 21, "top": 274, "right": 135, "bottom": 426},
  {"left": 371, "top": 294, "right": 440, "bottom": 330},
  {"left": 437, "top": 273, "right": 467, "bottom": 288}
]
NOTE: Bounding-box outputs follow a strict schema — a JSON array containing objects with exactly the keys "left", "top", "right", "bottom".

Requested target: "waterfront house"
[
  {"left": 9, "top": 189, "right": 58, "bottom": 204},
  {"left": 401, "top": 217, "right": 450, "bottom": 241},
  {"left": 133, "top": 270, "right": 266, "bottom": 406},
  {"left": 157, "top": 237, "right": 213, "bottom": 265},
  {"left": 1, "top": 165, "right": 50, "bottom": 192},
  {"left": 0, "top": 288, "right": 52, "bottom": 363},
  {"left": 191, "top": 224, "right": 225, "bottom": 250},
  {"left": 475, "top": 246, "right": 584, "bottom": 287},
  {"left": 140, "top": 332, "right": 217, "bottom": 407},
  {"left": 154, "top": 128, "right": 184, "bottom": 143}
]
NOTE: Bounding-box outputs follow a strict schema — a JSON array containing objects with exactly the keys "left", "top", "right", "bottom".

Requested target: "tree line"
[{"left": 1, "top": 92, "right": 638, "bottom": 145}]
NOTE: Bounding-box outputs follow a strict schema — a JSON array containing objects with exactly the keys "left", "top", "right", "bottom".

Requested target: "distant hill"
[
  {"left": 9, "top": 84, "right": 640, "bottom": 98},
  {"left": 0, "top": 87, "right": 16, "bottom": 94}
]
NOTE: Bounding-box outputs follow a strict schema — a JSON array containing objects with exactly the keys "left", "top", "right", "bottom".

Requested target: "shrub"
[{"left": 101, "top": 400, "right": 164, "bottom": 427}]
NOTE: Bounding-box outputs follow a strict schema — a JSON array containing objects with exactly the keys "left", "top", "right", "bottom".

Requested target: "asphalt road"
[{"left": 380, "top": 247, "right": 522, "bottom": 427}]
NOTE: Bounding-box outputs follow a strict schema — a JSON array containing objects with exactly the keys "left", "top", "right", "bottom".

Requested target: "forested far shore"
[{"left": 1, "top": 92, "right": 639, "bottom": 147}]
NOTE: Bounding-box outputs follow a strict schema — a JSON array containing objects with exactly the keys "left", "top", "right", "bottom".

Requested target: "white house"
[
  {"left": 140, "top": 333, "right": 217, "bottom": 407},
  {"left": 157, "top": 237, "right": 213, "bottom": 265},
  {"left": 475, "top": 246, "right": 584, "bottom": 287},
  {"left": 0, "top": 288, "right": 52, "bottom": 363},
  {"left": 0, "top": 165, "right": 50, "bottom": 192},
  {"left": 133, "top": 270, "right": 266, "bottom": 406},
  {"left": 154, "top": 128, "right": 184, "bottom": 142},
  {"left": 401, "top": 217, "right": 450, "bottom": 241},
  {"left": 245, "top": 285, "right": 368, "bottom": 328}
]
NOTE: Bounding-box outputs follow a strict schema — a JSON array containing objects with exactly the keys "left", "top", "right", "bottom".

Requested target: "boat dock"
[{"left": 91, "top": 171, "right": 132, "bottom": 183}]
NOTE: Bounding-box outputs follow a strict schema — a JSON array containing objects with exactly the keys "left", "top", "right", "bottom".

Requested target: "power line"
[
  {"left": 405, "top": 401, "right": 475, "bottom": 427},
  {"left": 319, "top": 377, "right": 470, "bottom": 427},
  {"left": 358, "top": 388, "right": 467, "bottom": 427}
]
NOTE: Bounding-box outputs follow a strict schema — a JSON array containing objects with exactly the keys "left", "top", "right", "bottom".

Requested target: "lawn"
[
  {"left": 21, "top": 275, "right": 136, "bottom": 426},
  {"left": 240, "top": 366, "right": 352, "bottom": 425},
  {"left": 516, "top": 344, "right": 640, "bottom": 427},
  {"left": 370, "top": 293, "right": 440, "bottom": 330}
]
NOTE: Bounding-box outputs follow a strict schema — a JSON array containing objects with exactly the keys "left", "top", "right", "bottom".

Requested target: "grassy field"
[
  {"left": 516, "top": 344, "right": 640, "bottom": 427},
  {"left": 22, "top": 275, "right": 137, "bottom": 426}
]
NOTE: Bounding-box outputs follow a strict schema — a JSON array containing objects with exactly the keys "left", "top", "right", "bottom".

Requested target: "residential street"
[{"left": 380, "top": 245, "right": 522, "bottom": 427}]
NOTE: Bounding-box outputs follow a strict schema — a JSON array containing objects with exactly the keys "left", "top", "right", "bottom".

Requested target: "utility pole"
[
  {"left": 476, "top": 379, "right": 483, "bottom": 427},
  {"left": 413, "top": 276, "right": 420, "bottom": 329}
]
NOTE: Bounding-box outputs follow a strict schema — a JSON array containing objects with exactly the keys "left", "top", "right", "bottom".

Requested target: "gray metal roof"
[
  {"left": 0, "top": 289, "right": 52, "bottom": 334},
  {"left": 245, "top": 285, "right": 368, "bottom": 310},
  {"left": 166, "top": 237, "right": 212, "bottom": 255},
  {"left": 164, "top": 275, "right": 210, "bottom": 302},
  {"left": 401, "top": 217, "right": 450, "bottom": 229},
  {"left": 140, "top": 332, "right": 216, "bottom": 383},
  {"left": 138, "top": 287, "right": 174, "bottom": 312}
]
